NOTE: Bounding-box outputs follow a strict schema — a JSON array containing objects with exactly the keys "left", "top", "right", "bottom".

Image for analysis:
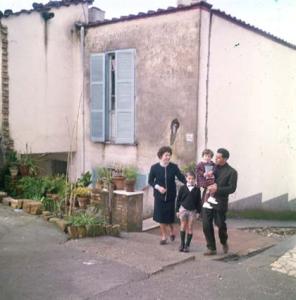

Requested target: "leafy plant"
[
  {"left": 123, "top": 166, "right": 137, "bottom": 181},
  {"left": 70, "top": 213, "right": 103, "bottom": 226},
  {"left": 74, "top": 186, "right": 90, "bottom": 197},
  {"left": 97, "top": 167, "right": 113, "bottom": 183},
  {"left": 76, "top": 171, "right": 92, "bottom": 187},
  {"left": 17, "top": 176, "right": 46, "bottom": 200},
  {"left": 44, "top": 175, "right": 67, "bottom": 195},
  {"left": 5, "top": 150, "right": 19, "bottom": 167},
  {"left": 40, "top": 196, "right": 56, "bottom": 212},
  {"left": 19, "top": 154, "right": 38, "bottom": 176}
]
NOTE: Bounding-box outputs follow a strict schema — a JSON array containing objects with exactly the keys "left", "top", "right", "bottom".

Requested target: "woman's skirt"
[{"left": 153, "top": 197, "right": 175, "bottom": 224}]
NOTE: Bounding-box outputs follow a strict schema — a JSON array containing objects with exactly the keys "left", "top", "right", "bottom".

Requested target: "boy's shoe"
[
  {"left": 202, "top": 202, "right": 213, "bottom": 209},
  {"left": 203, "top": 249, "right": 217, "bottom": 256},
  {"left": 170, "top": 234, "right": 175, "bottom": 242},
  {"left": 183, "top": 246, "right": 189, "bottom": 253},
  {"left": 208, "top": 196, "right": 218, "bottom": 205}
]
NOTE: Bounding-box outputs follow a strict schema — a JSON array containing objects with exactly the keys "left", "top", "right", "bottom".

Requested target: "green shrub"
[
  {"left": 76, "top": 171, "right": 92, "bottom": 187},
  {"left": 70, "top": 213, "right": 103, "bottom": 226},
  {"left": 43, "top": 175, "right": 67, "bottom": 195},
  {"left": 17, "top": 176, "right": 46, "bottom": 200},
  {"left": 123, "top": 166, "right": 137, "bottom": 181}
]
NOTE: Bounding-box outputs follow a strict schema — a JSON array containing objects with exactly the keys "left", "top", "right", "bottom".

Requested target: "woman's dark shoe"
[
  {"left": 170, "top": 234, "right": 175, "bottom": 242},
  {"left": 160, "top": 239, "right": 167, "bottom": 245}
]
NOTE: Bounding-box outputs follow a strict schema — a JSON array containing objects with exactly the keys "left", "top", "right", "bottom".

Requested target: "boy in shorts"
[{"left": 176, "top": 171, "right": 201, "bottom": 252}]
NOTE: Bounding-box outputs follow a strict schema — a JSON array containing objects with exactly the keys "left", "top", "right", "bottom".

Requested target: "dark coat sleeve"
[
  {"left": 175, "top": 164, "right": 186, "bottom": 184},
  {"left": 195, "top": 188, "right": 202, "bottom": 213},
  {"left": 215, "top": 169, "right": 238, "bottom": 197},
  {"left": 148, "top": 165, "right": 156, "bottom": 188}
]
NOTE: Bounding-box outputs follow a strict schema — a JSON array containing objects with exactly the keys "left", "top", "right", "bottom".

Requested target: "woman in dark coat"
[{"left": 148, "top": 146, "right": 186, "bottom": 244}]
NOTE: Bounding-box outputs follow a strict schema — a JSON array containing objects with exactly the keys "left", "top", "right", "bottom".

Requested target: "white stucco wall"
[
  {"left": 200, "top": 14, "right": 296, "bottom": 205},
  {"left": 2, "top": 4, "right": 89, "bottom": 154}
]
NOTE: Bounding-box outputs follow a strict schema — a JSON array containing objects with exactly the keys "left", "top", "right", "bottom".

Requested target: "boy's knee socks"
[
  {"left": 186, "top": 234, "right": 193, "bottom": 247},
  {"left": 180, "top": 231, "right": 186, "bottom": 246}
]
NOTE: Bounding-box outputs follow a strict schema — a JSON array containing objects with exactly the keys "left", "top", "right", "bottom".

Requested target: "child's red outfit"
[{"left": 196, "top": 161, "right": 215, "bottom": 203}]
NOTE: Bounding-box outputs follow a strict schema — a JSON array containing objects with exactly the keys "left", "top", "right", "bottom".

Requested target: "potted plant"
[
  {"left": 111, "top": 163, "right": 125, "bottom": 190},
  {"left": 76, "top": 171, "right": 92, "bottom": 187},
  {"left": 85, "top": 215, "right": 105, "bottom": 237},
  {"left": 5, "top": 150, "right": 19, "bottom": 178},
  {"left": 97, "top": 167, "right": 113, "bottom": 191},
  {"left": 74, "top": 186, "right": 90, "bottom": 209},
  {"left": 18, "top": 154, "right": 38, "bottom": 177},
  {"left": 68, "top": 213, "right": 104, "bottom": 238},
  {"left": 123, "top": 166, "right": 138, "bottom": 192},
  {"left": 68, "top": 214, "right": 87, "bottom": 238}
]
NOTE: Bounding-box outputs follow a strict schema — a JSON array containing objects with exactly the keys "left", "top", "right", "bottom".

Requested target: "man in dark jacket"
[{"left": 202, "top": 148, "right": 238, "bottom": 255}]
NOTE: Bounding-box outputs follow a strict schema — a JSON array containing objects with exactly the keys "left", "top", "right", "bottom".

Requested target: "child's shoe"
[
  {"left": 208, "top": 196, "right": 218, "bottom": 205},
  {"left": 202, "top": 201, "right": 213, "bottom": 209}
]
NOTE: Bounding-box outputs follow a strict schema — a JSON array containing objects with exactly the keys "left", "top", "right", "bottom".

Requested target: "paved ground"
[{"left": 0, "top": 204, "right": 295, "bottom": 300}]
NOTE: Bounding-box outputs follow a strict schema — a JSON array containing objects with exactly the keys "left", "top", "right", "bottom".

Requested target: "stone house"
[{"left": 0, "top": 0, "right": 296, "bottom": 216}]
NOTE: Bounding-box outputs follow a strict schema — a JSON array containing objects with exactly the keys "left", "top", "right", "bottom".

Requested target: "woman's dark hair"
[
  {"left": 157, "top": 146, "right": 172, "bottom": 159},
  {"left": 202, "top": 149, "right": 214, "bottom": 158},
  {"left": 217, "top": 148, "right": 230, "bottom": 159}
]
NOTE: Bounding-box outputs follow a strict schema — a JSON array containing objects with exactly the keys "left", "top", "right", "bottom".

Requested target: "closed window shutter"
[
  {"left": 115, "top": 49, "right": 135, "bottom": 144},
  {"left": 90, "top": 53, "right": 105, "bottom": 142}
]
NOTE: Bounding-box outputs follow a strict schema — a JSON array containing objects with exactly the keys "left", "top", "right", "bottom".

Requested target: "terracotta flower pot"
[
  {"left": 9, "top": 166, "right": 18, "bottom": 178},
  {"left": 77, "top": 225, "right": 87, "bottom": 238},
  {"left": 125, "top": 179, "right": 136, "bottom": 192},
  {"left": 19, "top": 165, "right": 29, "bottom": 176},
  {"left": 112, "top": 176, "right": 125, "bottom": 190},
  {"left": 68, "top": 225, "right": 79, "bottom": 239},
  {"left": 86, "top": 224, "right": 104, "bottom": 237},
  {"left": 77, "top": 196, "right": 89, "bottom": 209}
]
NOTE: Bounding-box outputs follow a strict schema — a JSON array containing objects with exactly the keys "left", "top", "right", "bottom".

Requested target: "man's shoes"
[
  {"left": 160, "top": 239, "right": 167, "bottom": 245},
  {"left": 179, "top": 245, "right": 184, "bottom": 252},
  {"left": 183, "top": 246, "right": 189, "bottom": 253},
  {"left": 222, "top": 243, "right": 229, "bottom": 254},
  {"left": 170, "top": 234, "right": 175, "bottom": 242},
  {"left": 203, "top": 249, "right": 217, "bottom": 256},
  {"left": 208, "top": 196, "right": 218, "bottom": 205},
  {"left": 202, "top": 202, "right": 213, "bottom": 209}
]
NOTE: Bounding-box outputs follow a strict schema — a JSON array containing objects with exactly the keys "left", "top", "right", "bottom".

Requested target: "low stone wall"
[{"left": 112, "top": 191, "right": 144, "bottom": 232}]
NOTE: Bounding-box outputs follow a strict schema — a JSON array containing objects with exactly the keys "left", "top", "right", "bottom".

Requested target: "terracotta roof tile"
[
  {"left": 0, "top": 0, "right": 93, "bottom": 18},
  {"left": 84, "top": 1, "right": 295, "bottom": 50},
  {"left": 212, "top": 8, "right": 296, "bottom": 50}
]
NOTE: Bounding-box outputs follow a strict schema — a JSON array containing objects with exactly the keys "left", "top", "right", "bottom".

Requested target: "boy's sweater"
[{"left": 176, "top": 185, "right": 201, "bottom": 213}]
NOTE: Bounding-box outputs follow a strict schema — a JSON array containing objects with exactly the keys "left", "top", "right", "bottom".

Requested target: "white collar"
[{"left": 159, "top": 161, "right": 169, "bottom": 167}]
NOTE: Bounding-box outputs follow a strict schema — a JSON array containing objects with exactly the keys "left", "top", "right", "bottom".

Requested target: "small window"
[{"left": 90, "top": 49, "right": 135, "bottom": 144}]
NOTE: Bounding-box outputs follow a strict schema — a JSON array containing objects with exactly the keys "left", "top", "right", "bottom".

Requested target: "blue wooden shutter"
[
  {"left": 115, "top": 49, "right": 135, "bottom": 144},
  {"left": 90, "top": 53, "right": 105, "bottom": 142}
]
